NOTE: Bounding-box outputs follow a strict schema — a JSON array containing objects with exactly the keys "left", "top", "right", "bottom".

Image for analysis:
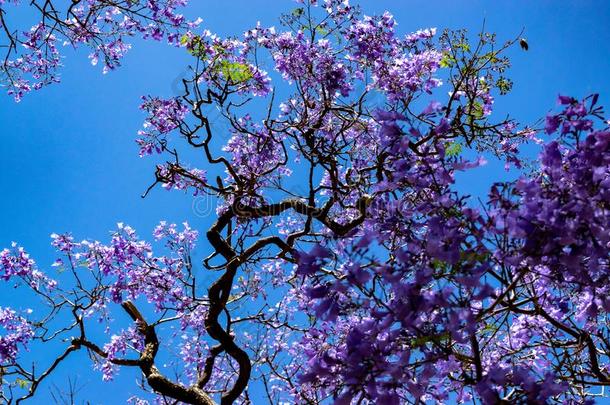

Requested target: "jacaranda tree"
[{"left": 1, "top": 0, "right": 609, "bottom": 404}]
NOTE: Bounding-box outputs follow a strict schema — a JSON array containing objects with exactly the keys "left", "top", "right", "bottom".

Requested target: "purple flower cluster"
[
  {"left": 346, "top": 12, "right": 442, "bottom": 99},
  {"left": 101, "top": 326, "right": 144, "bottom": 381},
  {"left": 0, "top": 307, "right": 32, "bottom": 364},
  {"left": 4, "top": 23, "right": 61, "bottom": 102},
  {"left": 491, "top": 96, "right": 610, "bottom": 331},
  {"left": 137, "top": 96, "right": 190, "bottom": 156},
  {"left": 545, "top": 94, "right": 596, "bottom": 135},
  {"left": 222, "top": 114, "right": 290, "bottom": 189},
  {"left": 291, "top": 97, "right": 610, "bottom": 403},
  {"left": 293, "top": 139, "right": 501, "bottom": 402},
  {"left": 1, "top": 0, "right": 200, "bottom": 100},
  {"left": 50, "top": 222, "right": 197, "bottom": 308},
  {"left": 0, "top": 242, "right": 56, "bottom": 290}
]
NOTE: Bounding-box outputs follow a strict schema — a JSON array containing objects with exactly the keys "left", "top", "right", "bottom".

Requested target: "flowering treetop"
[
  {"left": 1, "top": 0, "right": 610, "bottom": 404},
  {"left": 0, "top": 0, "right": 201, "bottom": 101}
]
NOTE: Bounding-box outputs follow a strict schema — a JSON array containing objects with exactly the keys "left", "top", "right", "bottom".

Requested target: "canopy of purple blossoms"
[{"left": 1, "top": 0, "right": 609, "bottom": 404}]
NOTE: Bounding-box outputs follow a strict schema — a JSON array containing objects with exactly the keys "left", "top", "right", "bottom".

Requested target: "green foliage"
[
  {"left": 445, "top": 142, "right": 463, "bottom": 157},
  {"left": 480, "top": 323, "right": 500, "bottom": 335},
  {"left": 15, "top": 378, "right": 30, "bottom": 389},
  {"left": 460, "top": 251, "right": 489, "bottom": 263},
  {"left": 455, "top": 42, "right": 470, "bottom": 52},
  {"left": 316, "top": 26, "right": 329, "bottom": 36},
  {"left": 183, "top": 35, "right": 208, "bottom": 59},
  {"left": 410, "top": 331, "right": 451, "bottom": 348},
  {"left": 440, "top": 52, "right": 456, "bottom": 68},
  {"left": 496, "top": 77, "right": 513, "bottom": 95},
  {"left": 215, "top": 60, "right": 253, "bottom": 83},
  {"left": 180, "top": 34, "right": 253, "bottom": 84},
  {"left": 471, "top": 101, "right": 484, "bottom": 119}
]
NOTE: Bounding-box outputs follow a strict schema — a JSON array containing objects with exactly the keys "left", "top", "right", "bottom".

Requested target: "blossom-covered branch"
[{"left": 2, "top": 0, "right": 609, "bottom": 404}]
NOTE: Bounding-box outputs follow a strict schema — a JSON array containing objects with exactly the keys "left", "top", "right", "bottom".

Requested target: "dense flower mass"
[
  {"left": 280, "top": 96, "right": 610, "bottom": 404},
  {"left": 0, "top": 242, "right": 56, "bottom": 290},
  {"left": 137, "top": 96, "right": 190, "bottom": 156},
  {"left": 0, "top": 307, "right": 33, "bottom": 364},
  {"left": 50, "top": 222, "right": 199, "bottom": 307},
  {"left": 1, "top": 0, "right": 609, "bottom": 404}
]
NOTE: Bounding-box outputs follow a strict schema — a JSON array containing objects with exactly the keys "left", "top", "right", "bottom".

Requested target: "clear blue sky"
[{"left": 1, "top": 0, "right": 610, "bottom": 403}]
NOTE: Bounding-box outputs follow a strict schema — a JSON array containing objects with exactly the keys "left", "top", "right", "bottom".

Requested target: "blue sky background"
[{"left": 1, "top": 0, "right": 610, "bottom": 403}]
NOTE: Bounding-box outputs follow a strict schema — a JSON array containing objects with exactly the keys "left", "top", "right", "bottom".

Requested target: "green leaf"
[
  {"left": 496, "top": 77, "right": 513, "bottom": 95},
  {"left": 410, "top": 332, "right": 451, "bottom": 348},
  {"left": 212, "top": 44, "right": 227, "bottom": 56},
  {"left": 456, "top": 42, "right": 470, "bottom": 52},
  {"left": 186, "top": 35, "right": 207, "bottom": 59},
  {"left": 445, "top": 142, "right": 463, "bottom": 157},
  {"left": 481, "top": 323, "right": 499, "bottom": 334},
  {"left": 431, "top": 259, "right": 447, "bottom": 271},
  {"left": 16, "top": 378, "right": 30, "bottom": 389},
  {"left": 216, "top": 60, "right": 253, "bottom": 83},
  {"left": 471, "top": 101, "right": 484, "bottom": 119},
  {"left": 439, "top": 52, "right": 456, "bottom": 68},
  {"left": 316, "top": 26, "right": 329, "bottom": 36},
  {"left": 482, "top": 51, "right": 499, "bottom": 64}
]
